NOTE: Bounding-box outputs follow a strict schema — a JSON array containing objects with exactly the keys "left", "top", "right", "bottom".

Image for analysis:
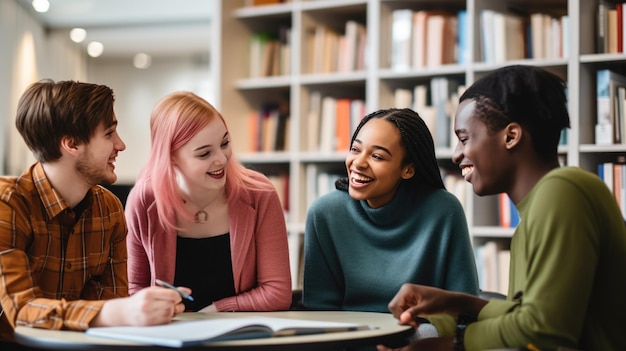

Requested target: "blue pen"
[{"left": 156, "top": 279, "right": 194, "bottom": 301}]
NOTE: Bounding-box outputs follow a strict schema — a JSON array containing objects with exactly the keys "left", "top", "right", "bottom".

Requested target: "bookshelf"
[{"left": 215, "top": 0, "right": 626, "bottom": 289}]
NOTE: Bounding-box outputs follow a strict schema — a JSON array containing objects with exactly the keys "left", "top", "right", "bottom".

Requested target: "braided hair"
[{"left": 336, "top": 108, "right": 445, "bottom": 191}]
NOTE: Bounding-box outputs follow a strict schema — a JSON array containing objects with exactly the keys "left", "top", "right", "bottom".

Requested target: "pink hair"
[{"left": 135, "top": 91, "right": 273, "bottom": 232}]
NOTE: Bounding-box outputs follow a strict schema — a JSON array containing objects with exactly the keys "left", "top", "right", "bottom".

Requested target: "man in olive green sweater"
[{"left": 382, "top": 65, "right": 626, "bottom": 350}]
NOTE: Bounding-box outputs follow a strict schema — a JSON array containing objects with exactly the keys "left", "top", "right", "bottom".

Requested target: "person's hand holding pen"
[
  {"left": 156, "top": 279, "right": 194, "bottom": 302},
  {"left": 90, "top": 282, "right": 193, "bottom": 327}
]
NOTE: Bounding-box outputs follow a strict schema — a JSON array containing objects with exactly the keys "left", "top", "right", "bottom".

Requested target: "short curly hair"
[{"left": 460, "top": 65, "right": 570, "bottom": 162}]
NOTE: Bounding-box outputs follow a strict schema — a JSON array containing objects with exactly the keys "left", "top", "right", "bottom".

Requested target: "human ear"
[
  {"left": 402, "top": 163, "right": 415, "bottom": 180},
  {"left": 504, "top": 123, "right": 522, "bottom": 149},
  {"left": 60, "top": 136, "right": 81, "bottom": 156}
]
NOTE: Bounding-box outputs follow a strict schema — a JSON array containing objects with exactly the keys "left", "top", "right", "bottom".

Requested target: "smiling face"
[
  {"left": 171, "top": 116, "right": 232, "bottom": 193},
  {"left": 452, "top": 99, "right": 513, "bottom": 196},
  {"left": 76, "top": 116, "right": 126, "bottom": 186},
  {"left": 345, "top": 118, "right": 415, "bottom": 208}
]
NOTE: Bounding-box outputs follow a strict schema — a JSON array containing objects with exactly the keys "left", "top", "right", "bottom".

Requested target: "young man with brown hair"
[{"left": 0, "top": 79, "right": 188, "bottom": 347}]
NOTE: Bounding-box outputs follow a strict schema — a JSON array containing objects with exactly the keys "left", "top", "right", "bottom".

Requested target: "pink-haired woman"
[{"left": 125, "top": 91, "right": 291, "bottom": 312}]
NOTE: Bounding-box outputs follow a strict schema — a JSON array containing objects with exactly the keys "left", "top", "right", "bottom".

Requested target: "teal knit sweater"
[{"left": 303, "top": 182, "right": 479, "bottom": 312}]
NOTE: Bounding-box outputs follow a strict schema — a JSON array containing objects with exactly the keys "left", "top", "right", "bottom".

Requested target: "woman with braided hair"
[{"left": 302, "top": 108, "right": 479, "bottom": 315}]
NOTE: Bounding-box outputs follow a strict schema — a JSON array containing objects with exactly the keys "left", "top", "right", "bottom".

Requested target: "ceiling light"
[
  {"left": 87, "top": 41, "right": 104, "bottom": 57},
  {"left": 133, "top": 53, "right": 152, "bottom": 69},
  {"left": 69, "top": 28, "right": 87, "bottom": 43},
  {"left": 31, "top": 0, "right": 50, "bottom": 13}
]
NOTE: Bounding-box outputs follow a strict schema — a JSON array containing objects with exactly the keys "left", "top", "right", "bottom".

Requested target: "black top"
[{"left": 174, "top": 233, "right": 235, "bottom": 312}]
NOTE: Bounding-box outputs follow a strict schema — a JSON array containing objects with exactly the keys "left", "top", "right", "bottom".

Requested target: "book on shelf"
[
  {"left": 431, "top": 77, "right": 460, "bottom": 148},
  {"left": 391, "top": 9, "right": 413, "bottom": 71},
  {"left": 498, "top": 193, "right": 519, "bottom": 228},
  {"left": 278, "top": 26, "right": 291, "bottom": 76},
  {"left": 307, "top": 91, "right": 322, "bottom": 152},
  {"left": 310, "top": 25, "right": 327, "bottom": 73},
  {"left": 598, "top": 160, "right": 626, "bottom": 219},
  {"left": 248, "top": 32, "right": 286, "bottom": 78},
  {"left": 247, "top": 103, "right": 289, "bottom": 152},
  {"left": 608, "top": 8, "right": 619, "bottom": 53},
  {"left": 561, "top": 15, "right": 570, "bottom": 58},
  {"left": 335, "top": 98, "right": 352, "bottom": 152},
  {"left": 618, "top": 3, "right": 624, "bottom": 53},
  {"left": 268, "top": 172, "right": 289, "bottom": 217},
  {"left": 319, "top": 96, "right": 337, "bottom": 152},
  {"left": 598, "top": 0, "right": 608, "bottom": 53},
  {"left": 411, "top": 10, "right": 428, "bottom": 68},
  {"left": 308, "top": 95, "right": 364, "bottom": 152},
  {"left": 394, "top": 82, "right": 461, "bottom": 148},
  {"left": 595, "top": 69, "right": 626, "bottom": 145},
  {"left": 480, "top": 10, "right": 496, "bottom": 63},
  {"left": 408, "top": 10, "right": 457, "bottom": 68},
  {"left": 274, "top": 101, "right": 290, "bottom": 152},
  {"left": 322, "top": 29, "right": 340, "bottom": 73},
  {"left": 262, "top": 109, "right": 279, "bottom": 152},
  {"left": 425, "top": 12, "right": 457, "bottom": 67},
  {"left": 249, "top": 33, "right": 272, "bottom": 78},
  {"left": 475, "top": 241, "right": 498, "bottom": 293},
  {"left": 305, "top": 164, "right": 343, "bottom": 207},
  {"left": 341, "top": 20, "right": 366, "bottom": 72},
  {"left": 596, "top": 1, "right": 626, "bottom": 54},
  {"left": 492, "top": 12, "right": 525, "bottom": 63},
  {"left": 442, "top": 171, "right": 466, "bottom": 209},
  {"left": 394, "top": 88, "right": 413, "bottom": 109},
  {"left": 474, "top": 241, "right": 510, "bottom": 296},
  {"left": 457, "top": 10, "right": 469, "bottom": 64},
  {"left": 412, "top": 85, "right": 437, "bottom": 137},
  {"left": 350, "top": 99, "right": 366, "bottom": 137},
  {"left": 497, "top": 250, "right": 511, "bottom": 296},
  {"left": 528, "top": 13, "right": 568, "bottom": 59},
  {"left": 616, "top": 2, "right": 626, "bottom": 52},
  {"left": 86, "top": 316, "right": 371, "bottom": 348}
]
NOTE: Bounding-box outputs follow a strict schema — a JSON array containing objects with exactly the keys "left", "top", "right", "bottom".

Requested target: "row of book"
[
  {"left": 248, "top": 102, "right": 290, "bottom": 152},
  {"left": 597, "top": 160, "right": 626, "bottom": 220},
  {"left": 480, "top": 11, "right": 569, "bottom": 63},
  {"left": 304, "top": 165, "right": 344, "bottom": 211},
  {"left": 393, "top": 77, "right": 465, "bottom": 149},
  {"left": 475, "top": 241, "right": 510, "bottom": 296},
  {"left": 306, "top": 92, "right": 366, "bottom": 153},
  {"left": 597, "top": 0, "right": 626, "bottom": 54},
  {"left": 249, "top": 28, "right": 291, "bottom": 78},
  {"left": 390, "top": 9, "right": 465, "bottom": 70},
  {"left": 306, "top": 20, "right": 367, "bottom": 74},
  {"left": 595, "top": 69, "right": 626, "bottom": 145}
]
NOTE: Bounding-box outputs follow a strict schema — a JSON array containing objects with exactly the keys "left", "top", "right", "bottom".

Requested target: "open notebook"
[{"left": 86, "top": 316, "right": 373, "bottom": 348}]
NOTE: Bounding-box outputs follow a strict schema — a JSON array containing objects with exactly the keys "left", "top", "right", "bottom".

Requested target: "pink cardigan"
[{"left": 124, "top": 174, "right": 292, "bottom": 311}]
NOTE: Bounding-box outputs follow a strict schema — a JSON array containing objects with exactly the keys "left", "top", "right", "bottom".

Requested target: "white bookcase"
[{"left": 214, "top": 0, "right": 626, "bottom": 288}]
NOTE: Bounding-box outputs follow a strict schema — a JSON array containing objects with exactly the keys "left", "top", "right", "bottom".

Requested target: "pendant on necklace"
[{"left": 195, "top": 210, "right": 208, "bottom": 224}]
